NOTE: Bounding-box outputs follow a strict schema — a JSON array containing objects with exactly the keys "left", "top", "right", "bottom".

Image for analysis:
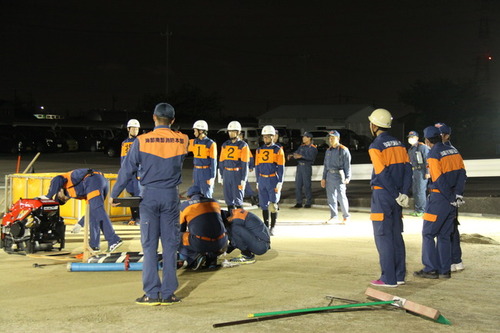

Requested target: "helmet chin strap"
[{"left": 370, "top": 123, "right": 380, "bottom": 138}]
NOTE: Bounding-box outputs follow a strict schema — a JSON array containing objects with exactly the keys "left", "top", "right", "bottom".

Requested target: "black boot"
[
  {"left": 262, "top": 209, "right": 269, "bottom": 228},
  {"left": 270, "top": 212, "right": 277, "bottom": 235}
]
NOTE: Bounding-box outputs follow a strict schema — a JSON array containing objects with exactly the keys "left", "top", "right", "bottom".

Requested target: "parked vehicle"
[
  {"left": 71, "top": 128, "right": 115, "bottom": 152},
  {"left": 216, "top": 127, "right": 260, "bottom": 150},
  {"left": 102, "top": 129, "right": 127, "bottom": 157},
  {"left": 308, "top": 129, "right": 371, "bottom": 152}
]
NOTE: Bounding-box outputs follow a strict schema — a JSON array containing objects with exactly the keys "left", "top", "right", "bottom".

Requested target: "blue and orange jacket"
[
  {"left": 368, "top": 132, "right": 412, "bottom": 198},
  {"left": 427, "top": 142, "right": 466, "bottom": 202},
  {"left": 180, "top": 194, "right": 226, "bottom": 245},
  {"left": 188, "top": 137, "right": 217, "bottom": 180},
  {"left": 219, "top": 139, "right": 251, "bottom": 181},
  {"left": 47, "top": 168, "right": 103, "bottom": 201},
  {"left": 294, "top": 143, "right": 318, "bottom": 165},
  {"left": 111, "top": 125, "right": 188, "bottom": 197},
  {"left": 255, "top": 143, "right": 285, "bottom": 183},
  {"left": 226, "top": 208, "right": 270, "bottom": 243},
  {"left": 121, "top": 137, "right": 140, "bottom": 194}
]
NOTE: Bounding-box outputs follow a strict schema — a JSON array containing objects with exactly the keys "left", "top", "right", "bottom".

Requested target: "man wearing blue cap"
[
  {"left": 111, "top": 102, "right": 189, "bottom": 306},
  {"left": 435, "top": 122, "right": 465, "bottom": 273},
  {"left": 321, "top": 130, "right": 351, "bottom": 224},
  {"left": 407, "top": 130, "right": 430, "bottom": 217},
  {"left": 178, "top": 185, "right": 228, "bottom": 270},
  {"left": 288, "top": 132, "right": 318, "bottom": 208},
  {"left": 414, "top": 126, "right": 466, "bottom": 280}
]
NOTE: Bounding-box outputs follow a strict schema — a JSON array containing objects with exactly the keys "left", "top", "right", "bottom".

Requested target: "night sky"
[{"left": 1, "top": 1, "right": 499, "bottom": 117}]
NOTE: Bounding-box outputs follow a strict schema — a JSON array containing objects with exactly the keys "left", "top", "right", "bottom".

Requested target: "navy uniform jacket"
[
  {"left": 219, "top": 139, "right": 250, "bottom": 182},
  {"left": 47, "top": 168, "right": 104, "bottom": 200},
  {"left": 121, "top": 137, "right": 140, "bottom": 194},
  {"left": 294, "top": 144, "right": 318, "bottom": 166},
  {"left": 188, "top": 137, "right": 217, "bottom": 180},
  {"left": 427, "top": 142, "right": 466, "bottom": 203},
  {"left": 368, "top": 132, "right": 412, "bottom": 199},
  {"left": 322, "top": 144, "right": 351, "bottom": 180},
  {"left": 112, "top": 125, "right": 188, "bottom": 197},
  {"left": 255, "top": 143, "right": 285, "bottom": 182},
  {"left": 179, "top": 194, "right": 226, "bottom": 246}
]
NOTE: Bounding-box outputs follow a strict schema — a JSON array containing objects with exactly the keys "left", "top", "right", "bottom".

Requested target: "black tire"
[{"left": 107, "top": 147, "right": 117, "bottom": 157}]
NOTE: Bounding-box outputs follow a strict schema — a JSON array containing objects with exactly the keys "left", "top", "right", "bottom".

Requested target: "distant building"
[{"left": 257, "top": 104, "right": 376, "bottom": 137}]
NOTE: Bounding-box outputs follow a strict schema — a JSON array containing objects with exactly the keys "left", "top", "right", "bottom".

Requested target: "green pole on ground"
[{"left": 248, "top": 300, "right": 395, "bottom": 318}]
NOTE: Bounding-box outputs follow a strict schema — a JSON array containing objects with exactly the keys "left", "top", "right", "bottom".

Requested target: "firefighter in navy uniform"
[
  {"left": 219, "top": 121, "right": 251, "bottom": 210},
  {"left": 435, "top": 122, "right": 466, "bottom": 273},
  {"left": 221, "top": 208, "right": 271, "bottom": 264},
  {"left": 414, "top": 126, "right": 466, "bottom": 279},
  {"left": 46, "top": 168, "right": 123, "bottom": 252},
  {"left": 111, "top": 102, "right": 188, "bottom": 306},
  {"left": 289, "top": 132, "right": 318, "bottom": 208},
  {"left": 121, "top": 119, "right": 141, "bottom": 225},
  {"left": 255, "top": 125, "right": 285, "bottom": 235},
  {"left": 188, "top": 120, "right": 217, "bottom": 198},
  {"left": 407, "top": 130, "right": 430, "bottom": 217},
  {"left": 178, "top": 185, "right": 228, "bottom": 270},
  {"left": 367, "top": 108, "right": 412, "bottom": 288}
]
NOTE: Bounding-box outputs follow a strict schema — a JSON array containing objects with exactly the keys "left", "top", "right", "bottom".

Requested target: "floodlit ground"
[{"left": 1, "top": 205, "right": 499, "bottom": 333}]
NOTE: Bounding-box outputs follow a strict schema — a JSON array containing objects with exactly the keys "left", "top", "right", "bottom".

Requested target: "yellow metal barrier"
[{"left": 5, "top": 173, "right": 131, "bottom": 224}]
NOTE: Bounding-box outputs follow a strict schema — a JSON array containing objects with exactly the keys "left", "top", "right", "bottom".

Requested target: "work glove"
[
  {"left": 71, "top": 224, "right": 82, "bottom": 234},
  {"left": 208, "top": 178, "right": 215, "bottom": 186},
  {"left": 343, "top": 178, "right": 350, "bottom": 185},
  {"left": 451, "top": 195, "right": 465, "bottom": 207},
  {"left": 218, "top": 170, "right": 223, "bottom": 185},
  {"left": 256, "top": 182, "right": 259, "bottom": 190},
  {"left": 395, "top": 193, "right": 409, "bottom": 208},
  {"left": 275, "top": 182, "right": 283, "bottom": 192}
]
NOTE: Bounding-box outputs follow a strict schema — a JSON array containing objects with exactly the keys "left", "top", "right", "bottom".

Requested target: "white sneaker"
[
  {"left": 324, "top": 217, "right": 339, "bottom": 224},
  {"left": 451, "top": 262, "right": 465, "bottom": 272},
  {"left": 71, "top": 224, "right": 82, "bottom": 234}
]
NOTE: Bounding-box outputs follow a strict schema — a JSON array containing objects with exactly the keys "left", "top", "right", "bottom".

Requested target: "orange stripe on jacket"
[
  {"left": 180, "top": 201, "right": 221, "bottom": 225},
  {"left": 369, "top": 146, "right": 409, "bottom": 175},
  {"left": 229, "top": 208, "right": 249, "bottom": 222},
  {"left": 139, "top": 129, "right": 188, "bottom": 159},
  {"left": 440, "top": 154, "right": 465, "bottom": 174},
  {"left": 86, "top": 189, "right": 101, "bottom": 201}
]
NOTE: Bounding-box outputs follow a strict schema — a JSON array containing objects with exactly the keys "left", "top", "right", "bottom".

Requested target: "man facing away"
[
  {"left": 111, "top": 102, "right": 188, "bottom": 306},
  {"left": 367, "top": 108, "right": 412, "bottom": 288}
]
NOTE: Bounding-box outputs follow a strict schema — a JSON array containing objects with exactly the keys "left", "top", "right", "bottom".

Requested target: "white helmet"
[
  {"left": 127, "top": 119, "right": 140, "bottom": 128},
  {"left": 227, "top": 121, "right": 242, "bottom": 131},
  {"left": 193, "top": 120, "right": 208, "bottom": 131},
  {"left": 261, "top": 125, "right": 276, "bottom": 135},
  {"left": 368, "top": 108, "right": 392, "bottom": 128}
]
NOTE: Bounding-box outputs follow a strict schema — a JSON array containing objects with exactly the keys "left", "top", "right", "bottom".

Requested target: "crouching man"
[
  {"left": 221, "top": 208, "right": 271, "bottom": 264},
  {"left": 178, "top": 186, "right": 228, "bottom": 270}
]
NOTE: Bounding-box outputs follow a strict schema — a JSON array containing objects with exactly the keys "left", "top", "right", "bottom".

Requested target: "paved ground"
[
  {"left": 1, "top": 206, "right": 500, "bottom": 332},
  {"left": 1, "top": 152, "right": 500, "bottom": 332}
]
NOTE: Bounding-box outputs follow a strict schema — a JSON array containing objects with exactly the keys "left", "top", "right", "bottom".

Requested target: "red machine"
[{"left": 1, "top": 198, "right": 66, "bottom": 254}]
